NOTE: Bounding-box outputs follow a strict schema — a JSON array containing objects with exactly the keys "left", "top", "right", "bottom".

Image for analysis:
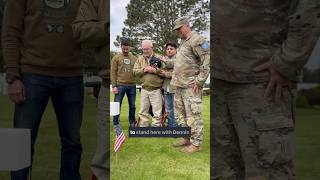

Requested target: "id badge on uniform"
[
  {"left": 123, "top": 58, "right": 131, "bottom": 65},
  {"left": 123, "top": 58, "right": 131, "bottom": 73}
]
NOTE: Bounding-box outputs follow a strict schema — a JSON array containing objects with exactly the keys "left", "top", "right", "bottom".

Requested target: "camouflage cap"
[{"left": 173, "top": 16, "right": 189, "bottom": 30}]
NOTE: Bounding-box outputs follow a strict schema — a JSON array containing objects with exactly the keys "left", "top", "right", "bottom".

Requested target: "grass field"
[
  {"left": 295, "top": 108, "right": 320, "bottom": 179},
  {"left": 0, "top": 90, "right": 320, "bottom": 180},
  {"left": 109, "top": 93, "right": 211, "bottom": 180}
]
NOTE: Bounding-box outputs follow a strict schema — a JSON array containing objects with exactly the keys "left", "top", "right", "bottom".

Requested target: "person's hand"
[
  {"left": 144, "top": 66, "right": 152, "bottom": 73},
  {"left": 8, "top": 80, "right": 26, "bottom": 104},
  {"left": 254, "top": 62, "right": 289, "bottom": 104},
  {"left": 191, "top": 82, "right": 200, "bottom": 94},
  {"left": 149, "top": 66, "right": 156, "bottom": 73},
  {"left": 144, "top": 66, "right": 156, "bottom": 73},
  {"left": 112, "top": 87, "right": 118, "bottom": 94},
  {"left": 159, "top": 70, "right": 166, "bottom": 77},
  {"left": 160, "top": 56, "right": 168, "bottom": 62}
]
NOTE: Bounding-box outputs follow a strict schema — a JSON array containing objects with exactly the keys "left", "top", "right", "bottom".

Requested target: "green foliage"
[
  {"left": 302, "top": 68, "right": 320, "bottom": 83},
  {"left": 115, "top": 0, "right": 210, "bottom": 54},
  {"left": 299, "top": 86, "right": 320, "bottom": 106},
  {"left": 115, "top": 35, "right": 143, "bottom": 56},
  {"left": 296, "top": 92, "right": 310, "bottom": 108},
  {"left": 110, "top": 50, "right": 118, "bottom": 60}
]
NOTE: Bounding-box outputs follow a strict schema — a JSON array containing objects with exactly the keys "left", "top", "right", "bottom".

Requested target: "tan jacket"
[
  {"left": 72, "top": 0, "right": 108, "bottom": 80},
  {"left": 2, "top": 0, "right": 82, "bottom": 77},
  {"left": 111, "top": 53, "right": 137, "bottom": 87},
  {"left": 133, "top": 53, "right": 164, "bottom": 90}
]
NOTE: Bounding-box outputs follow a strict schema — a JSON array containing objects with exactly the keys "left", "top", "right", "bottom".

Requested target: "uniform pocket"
[
  {"left": 253, "top": 84, "right": 295, "bottom": 131},
  {"left": 190, "top": 96, "right": 202, "bottom": 115},
  {"left": 257, "top": 128, "right": 294, "bottom": 166}
]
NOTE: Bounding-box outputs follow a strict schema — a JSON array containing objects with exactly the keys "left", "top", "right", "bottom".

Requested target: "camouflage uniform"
[
  {"left": 212, "top": 0, "right": 320, "bottom": 179},
  {"left": 171, "top": 32, "right": 210, "bottom": 147}
]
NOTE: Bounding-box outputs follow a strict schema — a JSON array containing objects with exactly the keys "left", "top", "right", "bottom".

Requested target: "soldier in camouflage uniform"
[
  {"left": 211, "top": 0, "right": 320, "bottom": 179},
  {"left": 171, "top": 17, "right": 210, "bottom": 153}
]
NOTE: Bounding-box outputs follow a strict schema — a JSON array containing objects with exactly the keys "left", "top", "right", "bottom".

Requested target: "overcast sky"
[
  {"left": 305, "top": 39, "right": 320, "bottom": 70},
  {"left": 110, "top": 0, "right": 130, "bottom": 51}
]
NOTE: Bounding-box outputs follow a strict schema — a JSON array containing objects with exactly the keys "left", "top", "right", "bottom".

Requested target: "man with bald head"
[{"left": 133, "top": 40, "right": 164, "bottom": 127}]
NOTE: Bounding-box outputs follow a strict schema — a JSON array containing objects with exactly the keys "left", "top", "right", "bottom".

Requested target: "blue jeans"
[
  {"left": 113, "top": 85, "right": 136, "bottom": 126},
  {"left": 165, "top": 92, "right": 177, "bottom": 127},
  {"left": 11, "top": 74, "right": 83, "bottom": 180}
]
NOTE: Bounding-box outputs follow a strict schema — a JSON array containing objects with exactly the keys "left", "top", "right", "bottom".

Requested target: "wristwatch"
[{"left": 5, "top": 73, "right": 20, "bottom": 84}]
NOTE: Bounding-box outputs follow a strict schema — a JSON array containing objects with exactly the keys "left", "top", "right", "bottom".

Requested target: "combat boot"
[
  {"left": 180, "top": 144, "right": 201, "bottom": 153},
  {"left": 172, "top": 138, "right": 190, "bottom": 147}
]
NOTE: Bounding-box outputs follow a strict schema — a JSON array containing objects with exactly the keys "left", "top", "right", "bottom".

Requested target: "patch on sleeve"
[{"left": 201, "top": 42, "right": 209, "bottom": 50}]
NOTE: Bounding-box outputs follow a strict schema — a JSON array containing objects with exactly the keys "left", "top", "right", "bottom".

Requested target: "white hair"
[{"left": 141, "top": 39, "right": 153, "bottom": 48}]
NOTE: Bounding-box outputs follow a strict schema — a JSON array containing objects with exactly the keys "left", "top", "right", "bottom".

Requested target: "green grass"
[
  {"left": 1, "top": 90, "right": 320, "bottom": 180},
  {"left": 110, "top": 93, "right": 211, "bottom": 180},
  {"left": 295, "top": 108, "right": 320, "bottom": 179}
]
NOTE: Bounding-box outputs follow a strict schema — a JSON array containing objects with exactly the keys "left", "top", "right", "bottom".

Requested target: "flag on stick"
[{"left": 114, "top": 130, "right": 125, "bottom": 152}]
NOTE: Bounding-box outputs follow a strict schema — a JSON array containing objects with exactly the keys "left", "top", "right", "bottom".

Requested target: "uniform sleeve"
[
  {"left": 72, "top": 0, "right": 107, "bottom": 48},
  {"left": 192, "top": 36, "right": 210, "bottom": 87},
  {"left": 163, "top": 70, "right": 172, "bottom": 78},
  {"left": 111, "top": 55, "right": 118, "bottom": 87},
  {"left": 162, "top": 60, "right": 174, "bottom": 78},
  {"left": 2, "top": 0, "right": 27, "bottom": 77},
  {"left": 270, "top": 0, "right": 320, "bottom": 81},
  {"left": 163, "top": 60, "right": 174, "bottom": 69},
  {"left": 133, "top": 57, "right": 145, "bottom": 77}
]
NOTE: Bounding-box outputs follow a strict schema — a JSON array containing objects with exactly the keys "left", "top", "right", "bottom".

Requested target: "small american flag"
[{"left": 114, "top": 131, "right": 126, "bottom": 152}]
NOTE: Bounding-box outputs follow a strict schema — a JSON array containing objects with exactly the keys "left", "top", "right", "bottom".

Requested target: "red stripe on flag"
[
  {"left": 115, "top": 135, "right": 125, "bottom": 150},
  {"left": 114, "top": 132, "right": 126, "bottom": 152},
  {"left": 114, "top": 135, "right": 125, "bottom": 152}
]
